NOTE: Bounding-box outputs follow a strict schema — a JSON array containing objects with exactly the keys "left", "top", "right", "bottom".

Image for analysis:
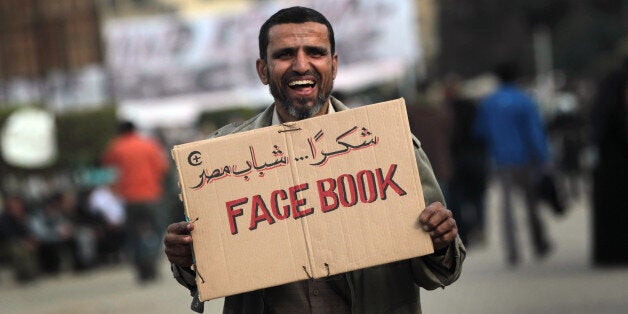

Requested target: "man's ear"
[
  {"left": 332, "top": 53, "right": 338, "bottom": 80},
  {"left": 256, "top": 59, "right": 269, "bottom": 85}
]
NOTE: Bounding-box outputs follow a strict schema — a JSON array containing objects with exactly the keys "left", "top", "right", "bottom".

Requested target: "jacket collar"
[{"left": 253, "top": 96, "right": 349, "bottom": 129}]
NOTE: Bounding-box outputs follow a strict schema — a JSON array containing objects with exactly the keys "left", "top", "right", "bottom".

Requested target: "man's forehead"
[{"left": 267, "top": 22, "right": 330, "bottom": 45}]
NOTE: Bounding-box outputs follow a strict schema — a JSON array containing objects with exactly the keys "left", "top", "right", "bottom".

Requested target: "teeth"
[{"left": 288, "top": 80, "right": 314, "bottom": 87}]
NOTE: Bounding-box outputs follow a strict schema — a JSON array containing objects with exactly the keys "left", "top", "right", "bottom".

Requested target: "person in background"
[
  {"left": 87, "top": 176, "right": 127, "bottom": 264},
  {"left": 590, "top": 55, "right": 628, "bottom": 266},
  {"left": 29, "top": 192, "right": 79, "bottom": 274},
  {"left": 164, "top": 6, "right": 465, "bottom": 313},
  {"left": 475, "top": 61, "right": 553, "bottom": 266},
  {"left": 406, "top": 82, "right": 453, "bottom": 203},
  {"left": 0, "top": 195, "right": 39, "bottom": 283},
  {"left": 445, "top": 75, "right": 488, "bottom": 247},
  {"left": 102, "top": 121, "right": 169, "bottom": 283}
]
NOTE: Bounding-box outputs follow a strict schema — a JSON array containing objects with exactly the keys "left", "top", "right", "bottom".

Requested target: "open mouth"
[{"left": 288, "top": 79, "right": 316, "bottom": 90}]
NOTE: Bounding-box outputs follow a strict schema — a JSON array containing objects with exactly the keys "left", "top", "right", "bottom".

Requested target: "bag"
[{"left": 538, "top": 173, "right": 566, "bottom": 216}]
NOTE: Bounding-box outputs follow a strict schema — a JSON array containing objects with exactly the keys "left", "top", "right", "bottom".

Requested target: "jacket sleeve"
[
  {"left": 408, "top": 136, "right": 466, "bottom": 290},
  {"left": 172, "top": 264, "right": 197, "bottom": 292},
  {"left": 171, "top": 264, "right": 207, "bottom": 313}
]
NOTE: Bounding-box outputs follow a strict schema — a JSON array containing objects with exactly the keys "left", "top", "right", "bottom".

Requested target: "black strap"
[{"left": 191, "top": 290, "right": 205, "bottom": 313}]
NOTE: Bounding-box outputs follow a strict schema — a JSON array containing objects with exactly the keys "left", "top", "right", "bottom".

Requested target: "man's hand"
[
  {"left": 164, "top": 221, "right": 195, "bottom": 267},
  {"left": 419, "top": 202, "right": 458, "bottom": 252}
]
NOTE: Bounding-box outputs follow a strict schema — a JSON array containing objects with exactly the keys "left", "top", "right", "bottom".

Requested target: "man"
[
  {"left": 443, "top": 76, "right": 488, "bottom": 247},
  {"left": 103, "top": 120, "right": 169, "bottom": 282},
  {"left": 590, "top": 56, "right": 628, "bottom": 266},
  {"left": 165, "top": 6, "right": 465, "bottom": 313},
  {"left": 474, "top": 61, "right": 552, "bottom": 266},
  {"left": 29, "top": 192, "right": 78, "bottom": 274},
  {"left": 0, "top": 195, "right": 39, "bottom": 283}
]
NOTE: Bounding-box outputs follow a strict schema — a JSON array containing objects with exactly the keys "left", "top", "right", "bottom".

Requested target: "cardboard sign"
[{"left": 172, "top": 98, "right": 433, "bottom": 301}]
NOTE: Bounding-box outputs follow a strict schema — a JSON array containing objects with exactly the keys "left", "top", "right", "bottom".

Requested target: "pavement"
[
  {"left": 2, "top": 180, "right": 627, "bottom": 314},
  {"left": 421, "top": 181, "right": 628, "bottom": 314}
]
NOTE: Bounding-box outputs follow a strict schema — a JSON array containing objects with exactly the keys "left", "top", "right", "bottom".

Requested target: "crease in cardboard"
[
  {"left": 344, "top": 110, "right": 363, "bottom": 269},
  {"left": 276, "top": 128, "right": 302, "bottom": 281},
  {"left": 283, "top": 124, "right": 316, "bottom": 279}
]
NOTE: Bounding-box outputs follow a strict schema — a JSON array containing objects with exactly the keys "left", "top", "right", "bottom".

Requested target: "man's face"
[{"left": 256, "top": 22, "right": 338, "bottom": 121}]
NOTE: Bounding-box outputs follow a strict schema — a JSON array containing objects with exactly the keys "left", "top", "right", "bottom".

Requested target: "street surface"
[{"left": 2, "top": 181, "right": 627, "bottom": 313}]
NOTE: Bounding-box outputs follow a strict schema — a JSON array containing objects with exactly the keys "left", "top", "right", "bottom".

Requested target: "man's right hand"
[{"left": 164, "top": 221, "right": 195, "bottom": 267}]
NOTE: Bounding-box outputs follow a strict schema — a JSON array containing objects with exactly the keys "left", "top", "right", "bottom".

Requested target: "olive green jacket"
[{"left": 172, "top": 97, "right": 466, "bottom": 313}]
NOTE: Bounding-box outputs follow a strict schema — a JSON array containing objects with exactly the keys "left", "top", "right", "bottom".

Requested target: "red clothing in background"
[{"left": 103, "top": 133, "right": 169, "bottom": 203}]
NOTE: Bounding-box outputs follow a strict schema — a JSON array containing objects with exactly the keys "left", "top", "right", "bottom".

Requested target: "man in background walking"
[
  {"left": 103, "top": 121, "right": 169, "bottom": 282},
  {"left": 475, "top": 61, "right": 553, "bottom": 266}
]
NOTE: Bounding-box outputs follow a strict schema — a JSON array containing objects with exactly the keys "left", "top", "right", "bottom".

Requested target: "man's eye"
[
  {"left": 276, "top": 51, "right": 292, "bottom": 59},
  {"left": 309, "top": 50, "right": 325, "bottom": 57}
]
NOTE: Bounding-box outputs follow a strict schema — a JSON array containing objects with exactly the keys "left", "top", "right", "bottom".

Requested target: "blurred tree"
[
  {"left": 437, "top": 0, "right": 627, "bottom": 81},
  {"left": 197, "top": 107, "right": 261, "bottom": 135},
  {"left": 589, "top": 0, "right": 625, "bottom": 14},
  {"left": 515, "top": 0, "right": 571, "bottom": 28},
  {"left": 553, "top": 6, "right": 624, "bottom": 78},
  {"left": 55, "top": 106, "right": 118, "bottom": 168},
  {"left": 438, "top": 0, "right": 534, "bottom": 78}
]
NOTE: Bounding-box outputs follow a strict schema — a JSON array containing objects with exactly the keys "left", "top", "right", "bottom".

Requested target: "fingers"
[
  {"left": 164, "top": 229, "right": 193, "bottom": 246},
  {"left": 419, "top": 202, "right": 449, "bottom": 232},
  {"left": 419, "top": 202, "right": 458, "bottom": 251},
  {"left": 431, "top": 226, "right": 458, "bottom": 251},
  {"left": 165, "top": 244, "right": 194, "bottom": 267},
  {"left": 167, "top": 221, "right": 194, "bottom": 235},
  {"left": 164, "top": 222, "right": 194, "bottom": 247},
  {"left": 164, "top": 221, "right": 195, "bottom": 267}
]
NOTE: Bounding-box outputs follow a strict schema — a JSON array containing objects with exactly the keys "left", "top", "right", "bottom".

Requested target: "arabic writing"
[
  {"left": 301, "top": 126, "right": 379, "bottom": 166},
  {"left": 190, "top": 126, "right": 379, "bottom": 189},
  {"left": 192, "top": 145, "right": 288, "bottom": 189}
]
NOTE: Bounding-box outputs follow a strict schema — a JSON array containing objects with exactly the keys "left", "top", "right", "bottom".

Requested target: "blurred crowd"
[
  {"left": 0, "top": 187, "right": 130, "bottom": 284},
  {"left": 404, "top": 56, "right": 628, "bottom": 268},
  {"left": 404, "top": 60, "right": 600, "bottom": 267},
  {"left": 0, "top": 121, "right": 183, "bottom": 285}
]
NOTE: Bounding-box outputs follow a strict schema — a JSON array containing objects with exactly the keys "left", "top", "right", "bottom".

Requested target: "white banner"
[
  {"left": 104, "top": 0, "right": 421, "bottom": 106},
  {"left": 0, "top": 65, "right": 107, "bottom": 111}
]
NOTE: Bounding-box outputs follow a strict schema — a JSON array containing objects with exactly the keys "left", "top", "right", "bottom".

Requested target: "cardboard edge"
[
  {"left": 170, "top": 147, "right": 205, "bottom": 292},
  {"left": 394, "top": 98, "right": 434, "bottom": 255}
]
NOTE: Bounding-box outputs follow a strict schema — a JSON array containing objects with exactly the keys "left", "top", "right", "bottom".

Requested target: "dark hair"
[
  {"left": 494, "top": 61, "right": 520, "bottom": 83},
  {"left": 117, "top": 120, "right": 136, "bottom": 134},
  {"left": 258, "top": 6, "right": 335, "bottom": 61},
  {"left": 47, "top": 191, "right": 65, "bottom": 206}
]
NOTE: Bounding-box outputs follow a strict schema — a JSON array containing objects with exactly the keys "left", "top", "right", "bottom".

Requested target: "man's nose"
[{"left": 292, "top": 51, "right": 310, "bottom": 74}]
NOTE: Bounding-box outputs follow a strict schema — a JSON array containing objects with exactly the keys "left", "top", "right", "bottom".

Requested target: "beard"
[{"left": 268, "top": 69, "right": 333, "bottom": 120}]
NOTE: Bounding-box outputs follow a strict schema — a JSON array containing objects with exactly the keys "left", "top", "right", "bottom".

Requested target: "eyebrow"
[
  {"left": 271, "top": 46, "right": 329, "bottom": 59},
  {"left": 305, "top": 46, "right": 329, "bottom": 55},
  {"left": 271, "top": 47, "right": 295, "bottom": 59}
]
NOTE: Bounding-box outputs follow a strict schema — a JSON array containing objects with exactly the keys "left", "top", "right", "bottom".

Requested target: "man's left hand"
[{"left": 419, "top": 202, "right": 458, "bottom": 252}]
